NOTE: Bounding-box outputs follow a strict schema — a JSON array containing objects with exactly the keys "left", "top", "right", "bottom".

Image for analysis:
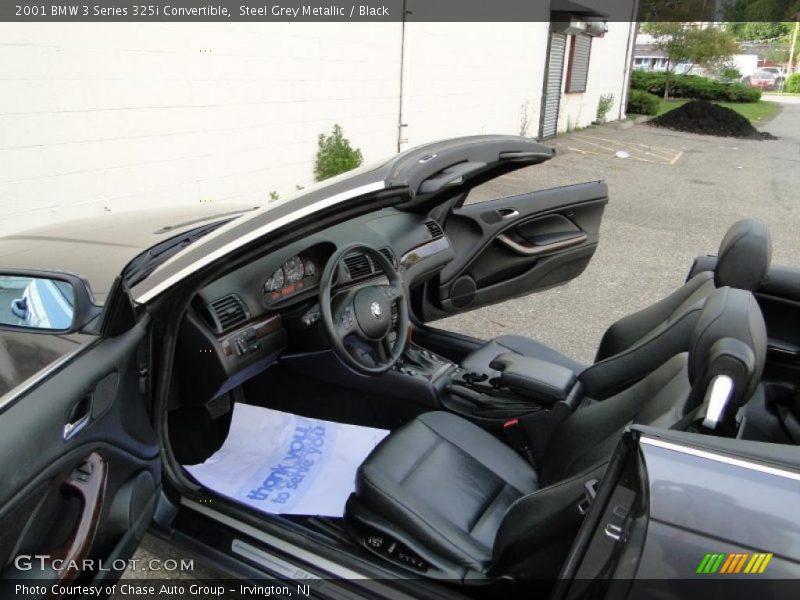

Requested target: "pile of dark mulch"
[{"left": 648, "top": 100, "right": 777, "bottom": 140}]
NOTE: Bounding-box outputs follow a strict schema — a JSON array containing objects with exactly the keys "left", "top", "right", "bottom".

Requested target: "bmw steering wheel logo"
[{"left": 370, "top": 302, "right": 383, "bottom": 319}]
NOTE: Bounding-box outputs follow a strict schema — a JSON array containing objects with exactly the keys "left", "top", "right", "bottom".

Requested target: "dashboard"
[{"left": 175, "top": 207, "right": 454, "bottom": 403}]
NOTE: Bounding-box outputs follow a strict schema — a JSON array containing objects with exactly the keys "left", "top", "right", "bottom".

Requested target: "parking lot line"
[
  {"left": 569, "top": 133, "right": 683, "bottom": 165},
  {"left": 576, "top": 134, "right": 679, "bottom": 156}
]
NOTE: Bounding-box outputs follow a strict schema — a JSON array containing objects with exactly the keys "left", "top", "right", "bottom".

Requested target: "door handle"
[
  {"left": 498, "top": 208, "right": 519, "bottom": 219},
  {"left": 496, "top": 231, "right": 587, "bottom": 256},
  {"left": 47, "top": 452, "right": 107, "bottom": 592},
  {"left": 63, "top": 396, "right": 92, "bottom": 441}
]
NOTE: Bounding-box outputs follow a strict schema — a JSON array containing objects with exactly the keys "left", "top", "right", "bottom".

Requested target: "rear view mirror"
[{"left": 0, "top": 271, "right": 98, "bottom": 333}]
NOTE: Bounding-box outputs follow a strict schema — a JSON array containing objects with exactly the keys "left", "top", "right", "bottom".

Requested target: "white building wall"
[
  {"left": 0, "top": 23, "right": 402, "bottom": 234},
  {"left": 558, "top": 21, "right": 636, "bottom": 133},
  {"left": 398, "top": 21, "right": 551, "bottom": 148},
  {"left": 0, "top": 17, "right": 634, "bottom": 236}
]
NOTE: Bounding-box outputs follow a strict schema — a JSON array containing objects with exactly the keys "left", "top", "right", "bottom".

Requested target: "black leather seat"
[
  {"left": 346, "top": 287, "right": 766, "bottom": 579},
  {"left": 461, "top": 219, "right": 772, "bottom": 380}
]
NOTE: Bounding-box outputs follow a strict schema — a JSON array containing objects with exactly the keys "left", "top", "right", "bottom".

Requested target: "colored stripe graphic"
[
  {"left": 697, "top": 553, "right": 713, "bottom": 573},
  {"left": 708, "top": 554, "right": 725, "bottom": 573},
  {"left": 700, "top": 552, "right": 773, "bottom": 574},
  {"left": 734, "top": 554, "right": 749, "bottom": 573},
  {"left": 758, "top": 553, "right": 773, "bottom": 573},
  {"left": 720, "top": 554, "right": 737, "bottom": 574}
]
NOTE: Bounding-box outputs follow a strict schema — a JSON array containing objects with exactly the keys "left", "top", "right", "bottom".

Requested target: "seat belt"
[
  {"left": 773, "top": 400, "right": 800, "bottom": 444},
  {"left": 670, "top": 404, "right": 706, "bottom": 432},
  {"left": 503, "top": 418, "right": 538, "bottom": 470}
]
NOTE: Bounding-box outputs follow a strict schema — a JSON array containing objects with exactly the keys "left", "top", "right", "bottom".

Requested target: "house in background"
[
  {"left": 0, "top": 0, "right": 637, "bottom": 234},
  {"left": 634, "top": 41, "right": 768, "bottom": 80},
  {"left": 634, "top": 31, "right": 793, "bottom": 81}
]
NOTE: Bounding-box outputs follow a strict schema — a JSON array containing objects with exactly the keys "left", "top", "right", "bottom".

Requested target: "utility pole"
[{"left": 789, "top": 20, "right": 799, "bottom": 74}]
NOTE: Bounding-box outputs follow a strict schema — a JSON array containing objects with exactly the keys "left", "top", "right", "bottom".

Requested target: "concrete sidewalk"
[
  {"left": 763, "top": 93, "right": 800, "bottom": 104},
  {"left": 440, "top": 103, "right": 800, "bottom": 363}
]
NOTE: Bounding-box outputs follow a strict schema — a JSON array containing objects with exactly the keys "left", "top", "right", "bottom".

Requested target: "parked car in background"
[
  {"left": 745, "top": 69, "right": 784, "bottom": 90},
  {"left": 761, "top": 66, "right": 787, "bottom": 87}
]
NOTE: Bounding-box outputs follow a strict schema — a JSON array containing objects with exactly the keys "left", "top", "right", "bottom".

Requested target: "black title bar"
[{"left": 2, "top": 0, "right": 798, "bottom": 23}]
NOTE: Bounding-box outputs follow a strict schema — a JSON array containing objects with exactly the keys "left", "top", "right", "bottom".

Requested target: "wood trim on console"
[
  {"left": 401, "top": 237, "right": 451, "bottom": 268},
  {"left": 220, "top": 314, "right": 283, "bottom": 356}
]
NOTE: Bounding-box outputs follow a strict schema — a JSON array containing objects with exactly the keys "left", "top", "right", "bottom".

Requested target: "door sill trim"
[{"left": 180, "top": 496, "right": 414, "bottom": 597}]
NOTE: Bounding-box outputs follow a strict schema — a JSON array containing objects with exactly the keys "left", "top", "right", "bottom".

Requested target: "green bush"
[
  {"left": 314, "top": 124, "right": 363, "bottom": 182},
  {"left": 786, "top": 73, "right": 800, "bottom": 94},
  {"left": 631, "top": 70, "right": 761, "bottom": 103},
  {"left": 627, "top": 89, "right": 660, "bottom": 116},
  {"left": 596, "top": 93, "right": 614, "bottom": 123}
]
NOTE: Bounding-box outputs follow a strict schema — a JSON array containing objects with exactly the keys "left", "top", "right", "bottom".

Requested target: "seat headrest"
[
  {"left": 688, "top": 287, "right": 766, "bottom": 400},
  {"left": 714, "top": 219, "right": 771, "bottom": 291}
]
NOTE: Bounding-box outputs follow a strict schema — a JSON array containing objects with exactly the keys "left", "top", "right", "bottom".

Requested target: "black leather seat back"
[
  {"left": 684, "top": 286, "right": 767, "bottom": 423},
  {"left": 714, "top": 219, "right": 772, "bottom": 291}
]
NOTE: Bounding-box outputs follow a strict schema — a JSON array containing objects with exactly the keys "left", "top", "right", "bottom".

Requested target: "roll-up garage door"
[
  {"left": 566, "top": 34, "right": 592, "bottom": 93},
  {"left": 540, "top": 33, "right": 566, "bottom": 139}
]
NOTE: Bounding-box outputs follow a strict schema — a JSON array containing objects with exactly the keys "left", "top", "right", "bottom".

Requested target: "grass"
[{"left": 656, "top": 99, "right": 779, "bottom": 123}]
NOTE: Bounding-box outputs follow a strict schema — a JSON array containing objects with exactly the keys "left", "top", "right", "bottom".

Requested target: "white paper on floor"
[{"left": 185, "top": 403, "right": 389, "bottom": 516}]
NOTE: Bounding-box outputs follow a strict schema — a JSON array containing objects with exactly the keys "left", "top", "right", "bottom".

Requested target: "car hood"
[{"left": 0, "top": 205, "right": 257, "bottom": 304}]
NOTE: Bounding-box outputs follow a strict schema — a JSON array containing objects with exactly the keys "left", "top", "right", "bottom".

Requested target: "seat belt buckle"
[
  {"left": 503, "top": 418, "right": 537, "bottom": 469},
  {"left": 577, "top": 478, "right": 599, "bottom": 515}
]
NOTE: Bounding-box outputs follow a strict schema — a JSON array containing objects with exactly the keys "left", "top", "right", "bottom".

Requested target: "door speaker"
[{"left": 450, "top": 276, "right": 476, "bottom": 308}]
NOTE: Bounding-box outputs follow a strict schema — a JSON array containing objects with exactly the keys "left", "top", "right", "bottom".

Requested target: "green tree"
[
  {"left": 641, "top": 24, "right": 738, "bottom": 98},
  {"left": 725, "top": 22, "right": 793, "bottom": 41},
  {"left": 313, "top": 124, "right": 363, "bottom": 182},
  {"left": 716, "top": 64, "right": 743, "bottom": 82},
  {"left": 722, "top": 0, "right": 800, "bottom": 21},
  {"left": 639, "top": 0, "right": 715, "bottom": 22}
]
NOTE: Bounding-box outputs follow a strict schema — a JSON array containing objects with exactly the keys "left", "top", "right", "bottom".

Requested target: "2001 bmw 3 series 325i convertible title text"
[{"left": 0, "top": 136, "right": 797, "bottom": 599}]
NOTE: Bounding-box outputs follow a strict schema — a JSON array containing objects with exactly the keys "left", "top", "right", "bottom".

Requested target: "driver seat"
[{"left": 345, "top": 287, "right": 766, "bottom": 579}]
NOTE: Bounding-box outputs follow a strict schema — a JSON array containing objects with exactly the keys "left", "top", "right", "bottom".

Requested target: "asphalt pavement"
[{"left": 133, "top": 100, "right": 800, "bottom": 576}]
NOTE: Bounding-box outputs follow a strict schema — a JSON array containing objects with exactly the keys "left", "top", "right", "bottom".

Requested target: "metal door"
[{"left": 541, "top": 33, "right": 567, "bottom": 139}]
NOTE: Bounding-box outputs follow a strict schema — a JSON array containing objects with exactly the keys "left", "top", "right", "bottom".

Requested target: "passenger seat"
[{"left": 461, "top": 219, "right": 772, "bottom": 385}]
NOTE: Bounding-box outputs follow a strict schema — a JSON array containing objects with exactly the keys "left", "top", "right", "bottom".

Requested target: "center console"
[
  {"left": 383, "top": 342, "right": 586, "bottom": 426},
  {"left": 393, "top": 343, "right": 455, "bottom": 382},
  {"left": 433, "top": 350, "right": 584, "bottom": 421}
]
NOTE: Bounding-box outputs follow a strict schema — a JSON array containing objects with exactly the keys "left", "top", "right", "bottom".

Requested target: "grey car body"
[
  {"left": 0, "top": 205, "right": 255, "bottom": 395},
  {"left": 0, "top": 135, "right": 797, "bottom": 599}
]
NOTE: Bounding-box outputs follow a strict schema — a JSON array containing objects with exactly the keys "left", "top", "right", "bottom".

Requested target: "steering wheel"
[{"left": 320, "top": 243, "right": 409, "bottom": 375}]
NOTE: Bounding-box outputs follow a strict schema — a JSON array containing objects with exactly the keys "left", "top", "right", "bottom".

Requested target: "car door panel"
[
  {"left": 424, "top": 181, "right": 607, "bottom": 318},
  {"left": 0, "top": 321, "right": 159, "bottom": 591}
]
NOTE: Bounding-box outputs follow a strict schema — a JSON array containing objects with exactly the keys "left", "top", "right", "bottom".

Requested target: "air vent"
[
  {"left": 378, "top": 247, "right": 396, "bottom": 266},
  {"left": 208, "top": 294, "right": 248, "bottom": 331},
  {"left": 424, "top": 219, "right": 444, "bottom": 240},
  {"left": 343, "top": 253, "right": 373, "bottom": 279}
]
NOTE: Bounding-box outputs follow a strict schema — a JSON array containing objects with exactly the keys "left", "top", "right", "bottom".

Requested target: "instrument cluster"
[{"left": 263, "top": 253, "right": 319, "bottom": 304}]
